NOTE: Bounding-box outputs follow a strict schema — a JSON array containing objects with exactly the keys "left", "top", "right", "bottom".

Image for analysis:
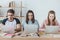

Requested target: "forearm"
[{"left": 15, "top": 24, "right": 22, "bottom": 32}]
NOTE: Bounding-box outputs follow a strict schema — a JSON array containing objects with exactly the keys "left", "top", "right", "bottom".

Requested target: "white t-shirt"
[{"left": 2, "top": 18, "right": 20, "bottom": 33}]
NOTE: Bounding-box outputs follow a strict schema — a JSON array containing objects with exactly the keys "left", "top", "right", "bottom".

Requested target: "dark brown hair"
[
  {"left": 47, "top": 10, "right": 56, "bottom": 25},
  {"left": 26, "top": 10, "right": 35, "bottom": 24},
  {"left": 7, "top": 9, "right": 15, "bottom": 15}
]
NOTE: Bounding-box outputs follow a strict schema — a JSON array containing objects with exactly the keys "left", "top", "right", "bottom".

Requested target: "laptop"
[
  {"left": 45, "top": 26, "right": 59, "bottom": 34},
  {"left": 24, "top": 24, "right": 39, "bottom": 33}
]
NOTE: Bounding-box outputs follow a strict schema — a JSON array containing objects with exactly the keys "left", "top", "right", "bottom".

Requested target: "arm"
[
  {"left": 39, "top": 20, "right": 47, "bottom": 32},
  {"left": 14, "top": 18, "right": 22, "bottom": 33},
  {"left": 0, "top": 19, "right": 7, "bottom": 31},
  {"left": 15, "top": 24, "right": 22, "bottom": 32},
  {"left": 35, "top": 20, "right": 40, "bottom": 33},
  {"left": 40, "top": 20, "right": 48, "bottom": 29},
  {"left": 40, "top": 22, "right": 45, "bottom": 29},
  {"left": 1, "top": 19, "right": 7, "bottom": 27}
]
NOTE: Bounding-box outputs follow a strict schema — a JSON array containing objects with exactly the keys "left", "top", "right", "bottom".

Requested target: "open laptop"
[
  {"left": 24, "top": 24, "right": 39, "bottom": 33},
  {"left": 45, "top": 26, "right": 59, "bottom": 34}
]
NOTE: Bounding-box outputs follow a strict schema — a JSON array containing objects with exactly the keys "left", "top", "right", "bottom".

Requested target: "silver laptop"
[
  {"left": 45, "top": 26, "right": 59, "bottom": 34},
  {"left": 24, "top": 24, "right": 38, "bottom": 33}
]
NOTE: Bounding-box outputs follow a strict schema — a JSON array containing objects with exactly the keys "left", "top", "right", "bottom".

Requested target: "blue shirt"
[{"left": 22, "top": 20, "right": 39, "bottom": 31}]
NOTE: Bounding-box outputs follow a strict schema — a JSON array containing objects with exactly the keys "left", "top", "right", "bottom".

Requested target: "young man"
[{"left": 1, "top": 9, "right": 21, "bottom": 33}]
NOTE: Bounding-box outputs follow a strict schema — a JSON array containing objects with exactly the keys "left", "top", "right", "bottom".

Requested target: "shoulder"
[
  {"left": 14, "top": 18, "right": 20, "bottom": 24},
  {"left": 2, "top": 18, "right": 8, "bottom": 22},
  {"left": 2, "top": 18, "right": 8, "bottom": 25},
  {"left": 14, "top": 18, "right": 20, "bottom": 20},
  {"left": 45, "top": 19, "right": 48, "bottom": 23},
  {"left": 14, "top": 18, "right": 20, "bottom": 22},
  {"left": 35, "top": 20, "right": 38, "bottom": 22},
  {"left": 34, "top": 20, "right": 39, "bottom": 24},
  {"left": 43, "top": 19, "right": 48, "bottom": 25}
]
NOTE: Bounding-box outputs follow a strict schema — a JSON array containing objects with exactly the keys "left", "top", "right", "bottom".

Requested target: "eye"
[
  {"left": 52, "top": 16, "right": 54, "bottom": 17},
  {"left": 50, "top": 16, "right": 51, "bottom": 17},
  {"left": 8, "top": 15, "right": 13, "bottom": 16}
]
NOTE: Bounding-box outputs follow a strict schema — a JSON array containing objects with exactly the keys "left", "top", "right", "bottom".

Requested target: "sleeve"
[
  {"left": 21, "top": 20, "right": 25, "bottom": 31},
  {"left": 35, "top": 20, "right": 40, "bottom": 32},
  {"left": 35, "top": 20, "right": 40, "bottom": 27},
  {"left": 2, "top": 19, "right": 7, "bottom": 25},
  {"left": 15, "top": 18, "right": 21, "bottom": 24}
]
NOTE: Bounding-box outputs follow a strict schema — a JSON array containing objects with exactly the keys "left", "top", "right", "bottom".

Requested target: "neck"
[{"left": 8, "top": 18, "right": 14, "bottom": 22}]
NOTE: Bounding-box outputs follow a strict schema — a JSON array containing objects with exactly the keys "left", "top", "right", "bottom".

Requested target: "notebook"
[
  {"left": 3, "top": 34, "right": 15, "bottom": 38},
  {"left": 0, "top": 33, "right": 15, "bottom": 38}
]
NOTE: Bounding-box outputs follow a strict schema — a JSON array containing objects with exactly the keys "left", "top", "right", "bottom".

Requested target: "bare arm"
[{"left": 15, "top": 24, "right": 22, "bottom": 32}]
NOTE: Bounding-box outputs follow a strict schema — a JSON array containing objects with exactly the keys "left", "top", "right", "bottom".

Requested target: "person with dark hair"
[
  {"left": 1, "top": 9, "right": 21, "bottom": 33},
  {"left": 22, "top": 10, "right": 39, "bottom": 34}
]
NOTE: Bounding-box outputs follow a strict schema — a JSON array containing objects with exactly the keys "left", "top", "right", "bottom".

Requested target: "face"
[
  {"left": 7, "top": 13, "right": 14, "bottom": 20},
  {"left": 49, "top": 13, "right": 55, "bottom": 21},
  {"left": 28, "top": 13, "right": 33, "bottom": 20}
]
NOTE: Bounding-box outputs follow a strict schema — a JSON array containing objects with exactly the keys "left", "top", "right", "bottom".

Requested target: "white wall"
[
  {"left": 0, "top": 0, "right": 60, "bottom": 27},
  {"left": 22, "top": 0, "right": 60, "bottom": 27}
]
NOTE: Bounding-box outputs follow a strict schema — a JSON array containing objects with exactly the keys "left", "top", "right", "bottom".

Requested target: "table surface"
[
  {"left": 0, "top": 32, "right": 60, "bottom": 40},
  {"left": 0, "top": 26, "right": 60, "bottom": 40},
  {"left": 0, "top": 34, "right": 60, "bottom": 40}
]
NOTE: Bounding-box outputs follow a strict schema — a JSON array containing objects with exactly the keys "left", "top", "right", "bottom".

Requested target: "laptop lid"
[
  {"left": 45, "top": 26, "right": 59, "bottom": 34},
  {"left": 24, "top": 24, "right": 38, "bottom": 33}
]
